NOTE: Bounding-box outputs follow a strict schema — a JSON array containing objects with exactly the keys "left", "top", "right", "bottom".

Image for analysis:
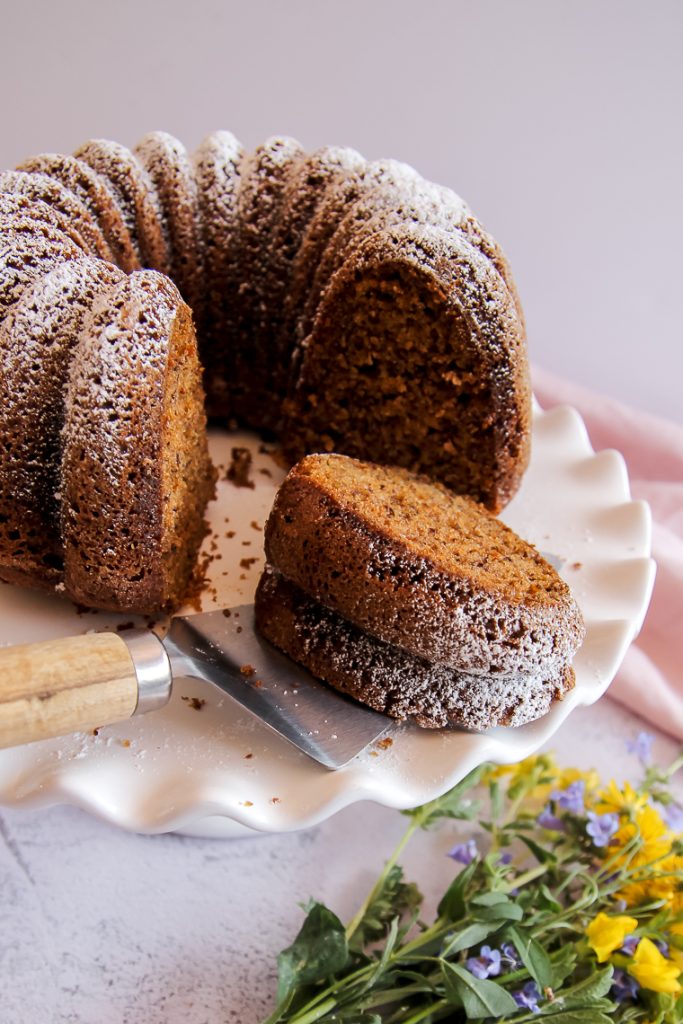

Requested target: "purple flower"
[
  {"left": 655, "top": 938, "right": 670, "bottom": 957},
  {"left": 586, "top": 810, "right": 620, "bottom": 847},
  {"left": 513, "top": 981, "right": 541, "bottom": 1013},
  {"left": 498, "top": 851, "right": 513, "bottom": 866},
  {"left": 466, "top": 945, "right": 502, "bottom": 979},
  {"left": 552, "top": 780, "right": 585, "bottom": 814},
  {"left": 447, "top": 838, "right": 478, "bottom": 865},
  {"left": 501, "top": 941, "right": 521, "bottom": 969},
  {"left": 537, "top": 804, "right": 564, "bottom": 831},
  {"left": 626, "top": 731, "right": 654, "bottom": 765},
  {"left": 611, "top": 968, "right": 640, "bottom": 1003},
  {"left": 620, "top": 934, "right": 639, "bottom": 956}
]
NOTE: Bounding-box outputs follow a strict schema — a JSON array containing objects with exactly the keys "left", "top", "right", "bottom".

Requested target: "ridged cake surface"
[{"left": 0, "top": 129, "right": 532, "bottom": 611}]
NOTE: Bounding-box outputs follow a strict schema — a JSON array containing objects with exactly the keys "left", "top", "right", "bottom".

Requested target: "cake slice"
[
  {"left": 261, "top": 454, "right": 585, "bottom": 679},
  {"left": 255, "top": 568, "right": 577, "bottom": 730},
  {"left": 61, "top": 270, "right": 216, "bottom": 613}
]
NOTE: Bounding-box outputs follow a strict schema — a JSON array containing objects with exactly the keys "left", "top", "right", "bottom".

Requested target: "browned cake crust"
[
  {"left": 192, "top": 131, "right": 244, "bottom": 416},
  {"left": 228, "top": 136, "right": 303, "bottom": 426},
  {"left": 61, "top": 271, "right": 216, "bottom": 613},
  {"left": 255, "top": 568, "right": 576, "bottom": 731},
  {"left": 264, "top": 454, "right": 585, "bottom": 676},
  {"left": 74, "top": 139, "right": 170, "bottom": 273},
  {"left": 16, "top": 153, "right": 141, "bottom": 272},
  {"left": 0, "top": 170, "right": 113, "bottom": 260},
  {"left": 0, "top": 197, "right": 83, "bottom": 320},
  {"left": 260, "top": 145, "right": 366, "bottom": 429},
  {"left": 0, "top": 257, "right": 124, "bottom": 589},
  {"left": 0, "top": 191, "right": 88, "bottom": 253},
  {"left": 134, "top": 131, "right": 204, "bottom": 322}
]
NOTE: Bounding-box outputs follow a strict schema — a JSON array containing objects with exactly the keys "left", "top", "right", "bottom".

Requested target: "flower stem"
[{"left": 345, "top": 814, "right": 422, "bottom": 943}]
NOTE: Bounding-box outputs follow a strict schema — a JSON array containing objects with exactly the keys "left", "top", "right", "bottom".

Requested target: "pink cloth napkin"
[{"left": 532, "top": 366, "right": 683, "bottom": 740}]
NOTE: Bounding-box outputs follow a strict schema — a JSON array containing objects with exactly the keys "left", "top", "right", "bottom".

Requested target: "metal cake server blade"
[
  {"left": 163, "top": 605, "right": 390, "bottom": 769},
  {"left": 0, "top": 603, "right": 390, "bottom": 770}
]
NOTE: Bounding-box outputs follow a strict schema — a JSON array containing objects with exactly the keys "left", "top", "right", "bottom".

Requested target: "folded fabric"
[{"left": 532, "top": 365, "right": 683, "bottom": 740}]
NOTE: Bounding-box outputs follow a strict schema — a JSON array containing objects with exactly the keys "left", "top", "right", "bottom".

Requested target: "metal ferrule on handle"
[{"left": 120, "top": 630, "right": 172, "bottom": 715}]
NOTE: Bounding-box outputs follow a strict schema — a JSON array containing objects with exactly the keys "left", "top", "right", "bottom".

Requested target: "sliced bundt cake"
[{"left": 0, "top": 129, "right": 535, "bottom": 614}]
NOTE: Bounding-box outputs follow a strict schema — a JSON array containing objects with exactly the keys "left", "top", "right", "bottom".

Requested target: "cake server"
[{"left": 0, "top": 605, "right": 390, "bottom": 769}]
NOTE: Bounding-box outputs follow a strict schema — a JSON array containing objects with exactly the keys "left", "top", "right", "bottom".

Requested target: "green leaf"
[
  {"left": 559, "top": 965, "right": 614, "bottom": 1003},
  {"left": 403, "top": 764, "right": 487, "bottom": 829},
  {"left": 470, "top": 892, "right": 509, "bottom": 907},
  {"left": 506, "top": 925, "right": 553, "bottom": 989},
  {"left": 349, "top": 864, "right": 422, "bottom": 953},
  {"left": 517, "top": 834, "right": 557, "bottom": 866},
  {"left": 442, "top": 921, "right": 502, "bottom": 956},
  {"left": 537, "top": 884, "right": 562, "bottom": 914},
  {"left": 438, "top": 859, "right": 477, "bottom": 921},
  {"left": 441, "top": 960, "right": 518, "bottom": 1018},
  {"left": 489, "top": 778, "right": 504, "bottom": 821},
  {"left": 473, "top": 900, "right": 523, "bottom": 923},
  {"left": 549, "top": 945, "right": 578, "bottom": 988},
  {"left": 276, "top": 900, "right": 348, "bottom": 1004}
]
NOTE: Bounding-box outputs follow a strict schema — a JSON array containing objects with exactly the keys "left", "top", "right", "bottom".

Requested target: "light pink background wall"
[{"left": 1, "top": 0, "right": 681, "bottom": 420}]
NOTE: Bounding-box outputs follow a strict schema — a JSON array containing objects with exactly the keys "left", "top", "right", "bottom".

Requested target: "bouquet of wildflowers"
[{"left": 262, "top": 732, "right": 683, "bottom": 1023}]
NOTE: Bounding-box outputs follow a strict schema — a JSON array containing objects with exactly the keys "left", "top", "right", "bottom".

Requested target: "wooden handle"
[{"left": 0, "top": 632, "right": 139, "bottom": 749}]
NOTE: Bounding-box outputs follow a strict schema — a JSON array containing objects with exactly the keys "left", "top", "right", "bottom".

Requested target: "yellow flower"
[
  {"left": 595, "top": 780, "right": 648, "bottom": 816},
  {"left": 558, "top": 766, "right": 600, "bottom": 795},
  {"left": 615, "top": 850, "right": 683, "bottom": 907},
  {"left": 614, "top": 805, "right": 673, "bottom": 865},
  {"left": 485, "top": 754, "right": 561, "bottom": 808},
  {"left": 586, "top": 911, "right": 638, "bottom": 962},
  {"left": 485, "top": 754, "right": 557, "bottom": 784},
  {"left": 629, "top": 937, "right": 682, "bottom": 995}
]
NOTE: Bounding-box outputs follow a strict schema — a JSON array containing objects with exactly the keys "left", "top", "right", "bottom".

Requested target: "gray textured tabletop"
[{"left": 2, "top": 698, "right": 679, "bottom": 1024}]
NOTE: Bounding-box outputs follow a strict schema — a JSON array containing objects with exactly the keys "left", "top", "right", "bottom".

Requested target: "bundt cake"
[
  {"left": 0, "top": 130, "right": 531, "bottom": 614},
  {"left": 255, "top": 455, "right": 585, "bottom": 730}
]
